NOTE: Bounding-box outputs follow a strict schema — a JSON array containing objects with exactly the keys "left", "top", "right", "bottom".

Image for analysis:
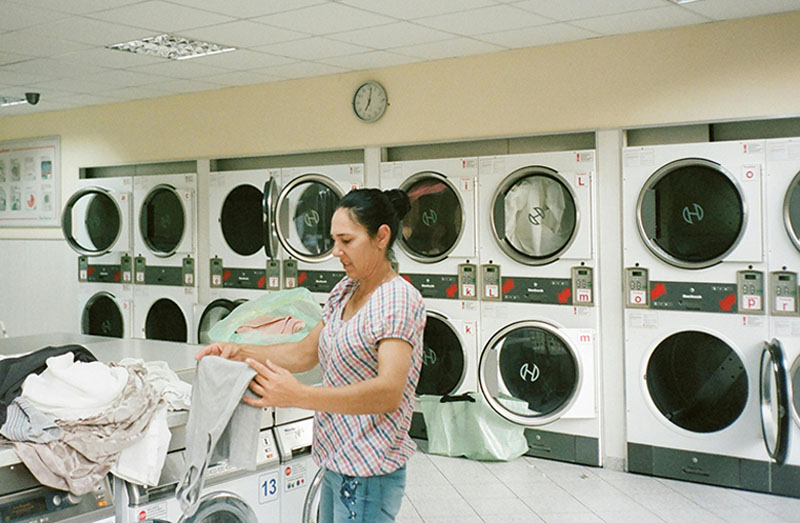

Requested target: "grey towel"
[
  {"left": 176, "top": 356, "right": 260, "bottom": 516},
  {"left": 0, "top": 397, "right": 61, "bottom": 443}
]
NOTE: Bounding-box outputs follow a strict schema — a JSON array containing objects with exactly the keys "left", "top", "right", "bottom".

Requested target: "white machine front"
[
  {"left": 479, "top": 302, "right": 598, "bottom": 437},
  {"left": 478, "top": 151, "right": 595, "bottom": 279},
  {"left": 134, "top": 285, "right": 197, "bottom": 343},
  {"left": 379, "top": 157, "right": 478, "bottom": 276},
  {"left": 623, "top": 140, "right": 766, "bottom": 283},
  {"left": 625, "top": 309, "right": 766, "bottom": 460},
  {"left": 133, "top": 173, "right": 197, "bottom": 285},
  {"left": 209, "top": 168, "right": 282, "bottom": 291},
  {"left": 275, "top": 164, "right": 363, "bottom": 296},
  {"left": 79, "top": 282, "right": 134, "bottom": 339},
  {"left": 275, "top": 417, "right": 321, "bottom": 523},
  {"left": 417, "top": 298, "right": 479, "bottom": 397}
]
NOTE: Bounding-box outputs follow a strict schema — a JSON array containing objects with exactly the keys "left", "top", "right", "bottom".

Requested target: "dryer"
[
  {"left": 208, "top": 168, "right": 283, "bottom": 292},
  {"left": 62, "top": 176, "right": 134, "bottom": 285},
  {"left": 134, "top": 285, "right": 196, "bottom": 343},
  {"left": 78, "top": 282, "right": 134, "bottom": 339},
  {"left": 274, "top": 164, "right": 364, "bottom": 302},
  {"left": 478, "top": 151, "right": 596, "bottom": 304},
  {"left": 133, "top": 173, "right": 197, "bottom": 288},
  {"left": 478, "top": 300, "right": 600, "bottom": 466},
  {"left": 195, "top": 288, "right": 265, "bottom": 346},
  {"left": 380, "top": 157, "right": 479, "bottom": 298}
]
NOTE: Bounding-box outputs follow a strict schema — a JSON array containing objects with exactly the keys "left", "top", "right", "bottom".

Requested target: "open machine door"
[{"left": 760, "top": 338, "right": 790, "bottom": 465}]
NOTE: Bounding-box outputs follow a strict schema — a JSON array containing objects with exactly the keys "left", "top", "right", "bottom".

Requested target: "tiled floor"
[{"left": 397, "top": 448, "right": 800, "bottom": 523}]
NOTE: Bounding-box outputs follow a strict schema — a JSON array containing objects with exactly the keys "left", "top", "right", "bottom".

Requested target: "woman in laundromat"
[{"left": 196, "top": 188, "right": 426, "bottom": 522}]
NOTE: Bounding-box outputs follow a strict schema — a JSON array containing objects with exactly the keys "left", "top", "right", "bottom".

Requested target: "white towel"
[
  {"left": 112, "top": 404, "right": 171, "bottom": 486},
  {"left": 118, "top": 358, "right": 192, "bottom": 411}
]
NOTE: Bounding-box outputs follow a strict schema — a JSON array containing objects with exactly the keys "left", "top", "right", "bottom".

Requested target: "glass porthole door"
[
  {"left": 81, "top": 292, "right": 124, "bottom": 338},
  {"left": 62, "top": 188, "right": 125, "bottom": 256},
  {"left": 783, "top": 171, "right": 800, "bottom": 252},
  {"left": 220, "top": 184, "right": 264, "bottom": 257},
  {"left": 416, "top": 312, "right": 467, "bottom": 396},
  {"left": 760, "top": 339, "right": 789, "bottom": 465},
  {"left": 139, "top": 184, "right": 187, "bottom": 258},
  {"left": 145, "top": 298, "right": 187, "bottom": 342},
  {"left": 197, "top": 299, "right": 237, "bottom": 345}
]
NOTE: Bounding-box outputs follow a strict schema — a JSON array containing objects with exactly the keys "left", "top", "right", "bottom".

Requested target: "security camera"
[{"left": 25, "top": 92, "right": 40, "bottom": 105}]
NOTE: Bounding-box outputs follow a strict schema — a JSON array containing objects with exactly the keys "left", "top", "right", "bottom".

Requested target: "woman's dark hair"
[{"left": 336, "top": 188, "right": 411, "bottom": 255}]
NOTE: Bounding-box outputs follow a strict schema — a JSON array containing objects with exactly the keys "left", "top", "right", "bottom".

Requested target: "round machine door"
[
  {"left": 399, "top": 172, "right": 464, "bottom": 263},
  {"left": 62, "top": 188, "right": 124, "bottom": 256},
  {"left": 479, "top": 321, "right": 581, "bottom": 426},
  {"left": 491, "top": 167, "right": 578, "bottom": 266},
  {"left": 139, "top": 184, "right": 186, "bottom": 257},
  {"left": 81, "top": 292, "right": 124, "bottom": 338},
  {"left": 220, "top": 183, "right": 264, "bottom": 257},
  {"left": 416, "top": 312, "right": 467, "bottom": 396},
  {"left": 302, "top": 468, "right": 324, "bottom": 523},
  {"left": 275, "top": 174, "right": 343, "bottom": 263},
  {"left": 263, "top": 176, "right": 280, "bottom": 259},
  {"left": 196, "top": 299, "right": 237, "bottom": 345},
  {"left": 760, "top": 339, "right": 789, "bottom": 465},
  {"left": 177, "top": 491, "right": 257, "bottom": 522},
  {"left": 645, "top": 330, "right": 748, "bottom": 433},
  {"left": 145, "top": 298, "right": 188, "bottom": 342},
  {"left": 637, "top": 159, "right": 746, "bottom": 269},
  {"left": 783, "top": 170, "right": 800, "bottom": 252}
]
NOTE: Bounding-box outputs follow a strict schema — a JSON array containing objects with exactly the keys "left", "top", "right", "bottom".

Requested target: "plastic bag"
[
  {"left": 207, "top": 288, "right": 322, "bottom": 346},
  {"left": 418, "top": 393, "right": 528, "bottom": 461}
]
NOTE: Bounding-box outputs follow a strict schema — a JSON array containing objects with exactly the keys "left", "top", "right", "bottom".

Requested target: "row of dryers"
[{"left": 621, "top": 138, "right": 800, "bottom": 496}]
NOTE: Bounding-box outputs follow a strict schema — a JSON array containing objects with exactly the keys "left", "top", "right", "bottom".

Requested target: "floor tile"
[
  {"left": 653, "top": 508, "right": 726, "bottom": 523},
  {"left": 538, "top": 512, "right": 605, "bottom": 523}
]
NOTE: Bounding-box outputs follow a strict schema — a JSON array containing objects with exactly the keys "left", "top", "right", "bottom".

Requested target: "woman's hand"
[
  {"left": 194, "top": 342, "right": 242, "bottom": 361},
  {"left": 244, "top": 358, "right": 307, "bottom": 409}
]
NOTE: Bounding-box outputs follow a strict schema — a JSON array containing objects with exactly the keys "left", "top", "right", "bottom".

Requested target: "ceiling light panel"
[
  {"left": 0, "top": 95, "right": 27, "bottom": 107},
  {"left": 107, "top": 34, "right": 236, "bottom": 61}
]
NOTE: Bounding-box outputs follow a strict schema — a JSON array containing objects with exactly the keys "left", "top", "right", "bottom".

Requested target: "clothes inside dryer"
[
  {"left": 63, "top": 189, "right": 122, "bottom": 255},
  {"left": 402, "top": 174, "right": 463, "bottom": 261},
  {"left": 417, "top": 313, "right": 466, "bottom": 396},
  {"left": 220, "top": 184, "right": 263, "bottom": 257},
  {"left": 638, "top": 160, "right": 744, "bottom": 267},
  {"left": 140, "top": 186, "right": 185, "bottom": 255},
  {"left": 82, "top": 292, "right": 124, "bottom": 338},
  {"left": 281, "top": 180, "right": 339, "bottom": 259},
  {"left": 145, "top": 297, "right": 188, "bottom": 342},
  {"left": 645, "top": 330, "right": 747, "bottom": 433}
]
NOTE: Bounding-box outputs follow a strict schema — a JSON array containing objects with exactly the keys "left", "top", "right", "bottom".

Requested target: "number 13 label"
[{"left": 259, "top": 471, "right": 279, "bottom": 504}]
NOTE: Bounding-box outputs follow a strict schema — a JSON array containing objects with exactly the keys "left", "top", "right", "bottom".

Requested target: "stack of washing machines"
[{"left": 381, "top": 151, "right": 602, "bottom": 466}]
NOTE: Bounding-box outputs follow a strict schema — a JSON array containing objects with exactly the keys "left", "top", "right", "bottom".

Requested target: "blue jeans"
[{"left": 318, "top": 466, "right": 406, "bottom": 522}]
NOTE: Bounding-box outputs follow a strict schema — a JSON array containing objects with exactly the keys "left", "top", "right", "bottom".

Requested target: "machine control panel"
[
  {"left": 571, "top": 266, "right": 594, "bottom": 306},
  {"left": 770, "top": 271, "right": 798, "bottom": 316},
  {"left": 625, "top": 267, "right": 649, "bottom": 308},
  {"left": 256, "top": 428, "right": 280, "bottom": 467},
  {"left": 737, "top": 270, "right": 764, "bottom": 314},
  {"left": 267, "top": 260, "right": 281, "bottom": 290},
  {"left": 481, "top": 264, "right": 502, "bottom": 301},
  {"left": 458, "top": 263, "right": 477, "bottom": 300},
  {"left": 0, "top": 476, "right": 113, "bottom": 522},
  {"left": 275, "top": 417, "right": 314, "bottom": 462},
  {"left": 182, "top": 256, "right": 195, "bottom": 286},
  {"left": 283, "top": 259, "right": 298, "bottom": 289},
  {"left": 134, "top": 256, "right": 146, "bottom": 284},
  {"left": 78, "top": 255, "right": 89, "bottom": 282},
  {"left": 121, "top": 254, "right": 133, "bottom": 283},
  {"left": 210, "top": 257, "right": 223, "bottom": 287}
]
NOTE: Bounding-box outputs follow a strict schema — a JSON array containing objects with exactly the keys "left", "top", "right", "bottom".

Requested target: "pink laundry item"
[{"left": 235, "top": 314, "right": 305, "bottom": 335}]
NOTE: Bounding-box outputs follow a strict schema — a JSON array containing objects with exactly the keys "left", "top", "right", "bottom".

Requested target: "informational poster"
[{"left": 0, "top": 136, "right": 60, "bottom": 227}]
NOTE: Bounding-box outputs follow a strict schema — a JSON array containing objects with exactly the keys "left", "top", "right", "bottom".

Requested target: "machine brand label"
[
  {"left": 303, "top": 210, "right": 320, "bottom": 227},
  {"left": 501, "top": 276, "right": 572, "bottom": 305},
  {"left": 423, "top": 347, "right": 437, "bottom": 365},
  {"left": 682, "top": 203, "right": 704, "bottom": 224},
  {"left": 520, "top": 363, "right": 540, "bottom": 382},
  {"left": 222, "top": 268, "right": 267, "bottom": 289},
  {"left": 421, "top": 208, "right": 438, "bottom": 226},
  {"left": 528, "top": 207, "right": 546, "bottom": 226},
  {"left": 401, "top": 273, "right": 459, "bottom": 299},
  {"left": 650, "top": 281, "right": 737, "bottom": 313},
  {"left": 297, "top": 270, "right": 345, "bottom": 293}
]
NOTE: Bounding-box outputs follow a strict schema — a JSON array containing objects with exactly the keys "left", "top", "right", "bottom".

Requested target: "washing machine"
[
  {"left": 622, "top": 141, "right": 766, "bottom": 301},
  {"left": 274, "top": 164, "right": 364, "bottom": 303},
  {"left": 478, "top": 299, "right": 600, "bottom": 466},
  {"left": 625, "top": 304, "right": 773, "bottom": 492},
  {"left": 133, "top": 173, "right": 197, "bottom": 288},
  {"left": 379, "top": 157, "right": 479, "bottom": 297},
  {"left": 195, "top": 288, "right": 266, "bottom": 345},
  {"left": 209, "top": 168, "right": 283, "bottom": 292},
  {"left": 62, "top": 176, "right": 135, "bottom": 285},
  {"left": 478, "top": 151, "right": 596, "bottom": 303},
  {"left": 78, "top": 282, "right": 134, "bottom": 339},
  {"left": 134, "top": 284, "right": 197, "bottom": 343},
  {"left": 275, "top": 416, "right": 321, "bottom": 523}
]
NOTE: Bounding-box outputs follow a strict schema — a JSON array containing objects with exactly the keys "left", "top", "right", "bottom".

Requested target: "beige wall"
[{"left": 1, "top": 10, "right": 799, "bottom": 240}]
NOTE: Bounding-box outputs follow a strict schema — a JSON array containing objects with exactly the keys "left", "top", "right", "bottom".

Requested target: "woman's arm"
[
  {"left": 245, "top": 337, "right": 412, "bottom": 414},
  {"left": 195, "top": 320, "right": 323, "bottom": 374}
]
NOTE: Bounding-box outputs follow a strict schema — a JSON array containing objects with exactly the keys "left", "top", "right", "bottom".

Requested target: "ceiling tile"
[
  {"left": 89, "top": 1, "right": 235, "bottom": 33},
  {"left": 339, "top": 0, "right": 497, "bottom": 20},
  {"left": 478, "top": 23, "right": 600, "bottom": 48},
  {"left": 179, "top": 20, "right": 307, "bottom": 49},
  {"left": 392, "top": 37, "right": 505, "bottom": 60},
  {"left": 0, "top": 51, "right": 32, "bottom": 66},
  {"left": 256, "top": 61, "right": 346, "bottom": 79},
  {"left": 328, "top": 22, "right": 453, "bottom": 49},
  {"left": 101, "top": 85, "right": 171, "bottom": 100},
  {"left": 319, "top": 51, "right": 418, "bottom": 70},
  {"left": 7, "top": 0, "right": 141, "bottom": 16},
  {"left": 256, "top": 37, "right": 370, "bottom": 61},
  {"left": 154, "top": 79, "right": 227, "bottom": 93},
  {"left": 166, "top": 0, "right": 325, "bottom": 18},
  {"left": 0, "top": 69, "right": 58, "bottom": 86},
  {"left": 0, "top": 1, "right": 70, "bottom": 31},
  {"left": 511, "top": 0, "right": 666, "bottom": 21},
  {"left": 2, "top": 58, "right": 110, "bottom": 78},
  {"left": 128, "top": 60, "right": 230, "bottom": 80},
  {"left": 37, "top": 16, "right": 149, "bottom": 46},
  {"left": 255, "top": 3, "right": 394, "bottom": 36},
  {"left": 198, "top": 70, "right": 282, "bottom": 87},
  {"left": 416, "top": 4, "right": 552, "bottom": 35},
  {"left": 681, "top": 0, "right": 800, "bottom": 21},
  {"left": 80, "top": 70, "right": 161, "bottom": 88},
  {"left": 0, "top": 30, "right": 90, "bottom": 57},
  {"left": 571, "top": 6, "right": 709, "bottom": 35},
  {"left": 58, "top": 48, "right": 167, "bottom": 68},
  {"left": 30, "top": 77, "right": 124, "bottom": 94},
  {"left": 188, "top": 49, "right": 294, "bottom": 70},
  {"left": 59, "top": 93, "right": 127, "bottom": 106}
]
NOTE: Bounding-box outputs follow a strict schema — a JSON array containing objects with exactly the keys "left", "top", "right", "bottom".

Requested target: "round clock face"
[{"left": 352, "top": 81, "right": 387, "bottom": 122}]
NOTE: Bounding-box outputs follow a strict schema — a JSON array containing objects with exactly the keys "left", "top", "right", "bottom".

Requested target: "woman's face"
[{"left": 330, "top": 208, "right": 389, "bottom": 280}]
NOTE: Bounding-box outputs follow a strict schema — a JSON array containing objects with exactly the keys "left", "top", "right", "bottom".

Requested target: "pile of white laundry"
[{"left": 0, "top": 350, "right": 191, "bottom": 495}]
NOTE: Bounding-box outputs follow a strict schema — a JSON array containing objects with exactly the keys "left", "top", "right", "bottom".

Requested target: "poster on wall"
[{"left": 0, "top": 136, "right": 60, "bottom": 227}]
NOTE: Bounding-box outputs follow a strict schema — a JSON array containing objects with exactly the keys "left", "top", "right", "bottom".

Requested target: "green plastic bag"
[
  {"left": 207, "top": 288, "right": 322, "bottom": 346},
  {"left": 418, "top": 393, "right": 528, "bottom": 461}
]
